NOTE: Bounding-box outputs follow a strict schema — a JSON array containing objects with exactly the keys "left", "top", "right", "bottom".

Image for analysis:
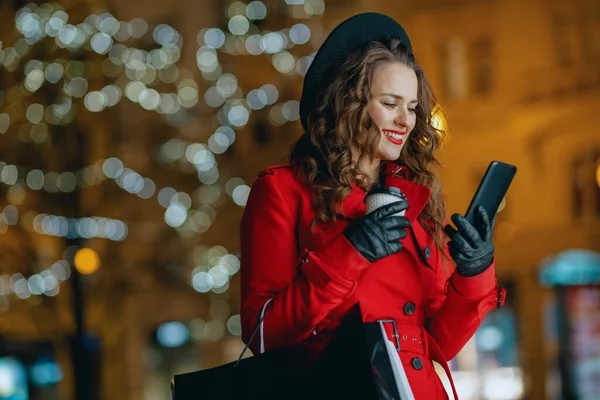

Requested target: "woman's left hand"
[{"left": 444, "top": 206, "right": 495, "bottom": 277}]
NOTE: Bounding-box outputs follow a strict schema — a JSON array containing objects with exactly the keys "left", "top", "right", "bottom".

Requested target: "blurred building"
[
  {"left": 0, "top": 0, "right": 599, "bottom": 400},
  {"left": 400, "top": 1, "right": 600, "bottom": 399}
]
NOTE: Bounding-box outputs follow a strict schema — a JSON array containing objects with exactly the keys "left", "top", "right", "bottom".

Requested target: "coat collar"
[
  {"left": 381, "top": 162, "right": 430, "bottom": 221},
  {"left": 338, "top": 162, "right": 431, "bottom": 221}
]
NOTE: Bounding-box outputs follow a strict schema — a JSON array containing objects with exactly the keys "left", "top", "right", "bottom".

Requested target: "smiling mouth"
[{"left": 383, "top": 130, "right": 405, "bottom": 144}]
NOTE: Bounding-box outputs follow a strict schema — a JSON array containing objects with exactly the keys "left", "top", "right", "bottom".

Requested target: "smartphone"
[{"left": 465, "top": 161, "right": 517, "bottom": 225}]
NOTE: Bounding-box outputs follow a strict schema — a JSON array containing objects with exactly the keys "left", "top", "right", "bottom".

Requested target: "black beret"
[{"left": 299, "top": 13, "right": 412, "bottom": 130}]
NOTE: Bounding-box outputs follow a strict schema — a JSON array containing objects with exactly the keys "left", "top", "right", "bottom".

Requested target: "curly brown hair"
[{"left": 290, "top": 37, "right": 448, "bottom": 252}]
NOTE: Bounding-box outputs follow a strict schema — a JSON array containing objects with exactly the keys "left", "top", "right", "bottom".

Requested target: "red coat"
[{"left": 240, "top": 163, "right": 506, "bottom": 399}]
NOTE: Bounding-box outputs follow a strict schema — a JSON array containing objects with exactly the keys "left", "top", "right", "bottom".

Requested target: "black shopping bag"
[{"left": 172, "top": 310, "right": 413, "bottom": 400}]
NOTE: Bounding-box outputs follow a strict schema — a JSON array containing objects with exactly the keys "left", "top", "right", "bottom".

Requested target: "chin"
[{"left": 378, "top": 146, "right": 403, "bottom": 162}]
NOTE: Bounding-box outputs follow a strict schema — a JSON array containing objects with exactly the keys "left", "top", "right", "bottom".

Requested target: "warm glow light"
[
  {"left": 596, "top": 162, "right": 600, "bottom": 188},
  {"left": 431, "top": 105, "right": 449, "bottom": 144},
  {"left": 74, "top": 248, "right": 100, "bottom": 275}
]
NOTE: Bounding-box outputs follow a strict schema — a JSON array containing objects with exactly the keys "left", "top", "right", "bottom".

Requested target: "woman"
[{"left": 240, "top": 13, "right": 505, "bottom": 399}]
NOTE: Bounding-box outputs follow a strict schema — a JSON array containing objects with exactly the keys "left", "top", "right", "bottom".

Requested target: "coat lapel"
[
  {"left": 382, "top": 162, "right": 430, "bottom": 222},
  {"left": 382, "top": 162, "right": 437, "bottom": 271},
  {"left": 310, "top": 163, "right": 433, "bottom": 258},
  {"left": 335, "top": 163, "right": 431, "bottom": 222}
]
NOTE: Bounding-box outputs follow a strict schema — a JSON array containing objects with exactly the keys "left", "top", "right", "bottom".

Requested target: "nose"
[{"left": 394, "top": 109, "right": 409, "bottom": 127}]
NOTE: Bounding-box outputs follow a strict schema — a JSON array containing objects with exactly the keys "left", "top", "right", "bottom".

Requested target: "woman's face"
[{"left": 367, "top": 62, "right": 418, "bottom": 162}]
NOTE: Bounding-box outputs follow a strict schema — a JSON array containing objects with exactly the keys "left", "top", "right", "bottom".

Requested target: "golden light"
[
  {"left": 431, "top": 105, "right": 449, "bottom": 145},
  {"left": 596, "top": 162, "right": 600, "bottom": 188},
  {"left": 74, "top": 248, "right": 100, "bottom": 275}
]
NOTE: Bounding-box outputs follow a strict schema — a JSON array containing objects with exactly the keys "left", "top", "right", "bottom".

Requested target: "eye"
[
  {"left": 408, "top": 108, "right": 417, "bottom": 113},
  {"left": 384, "top": 102, "right": 396, "bottom": 109}
]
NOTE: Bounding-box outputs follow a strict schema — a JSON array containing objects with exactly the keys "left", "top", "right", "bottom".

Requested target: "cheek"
[
  {"left": 408, "top": 114, "right": 417, "bottom": 132},
  {"left": 367, "top": 105, "right": 386, "bottom": 128}
]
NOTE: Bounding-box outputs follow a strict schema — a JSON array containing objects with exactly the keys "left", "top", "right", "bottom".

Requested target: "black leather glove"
[
  {"left": 343, "top": 201, "right": 411, "bottom": 263},
  {"left": 444, "top": 206, "right": 495, "bottom": 277}
]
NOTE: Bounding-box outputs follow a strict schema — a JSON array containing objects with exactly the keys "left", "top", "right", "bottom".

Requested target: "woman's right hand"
[{"left": 342, "top": 201, "right": 411, "bottom": 263}]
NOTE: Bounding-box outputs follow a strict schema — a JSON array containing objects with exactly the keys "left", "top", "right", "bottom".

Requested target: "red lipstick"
[{"left": 382, "top": 130, "right": 406, "bottom": 145}]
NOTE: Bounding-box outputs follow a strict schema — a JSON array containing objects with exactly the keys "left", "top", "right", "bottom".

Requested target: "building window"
[
  {"left": 439, "top": 38, "right": 469, "bottom": 101},
  {"left": 471, "top": 36, "right": 494, "bottom": 96},
  {"left": 572, "top": 158, "right": 585, "bottom": 218},
  {"left": 548, "top": 4, "right": 581, "bottom": 66},
  {"left": 589, "top": 4, "right": 600, "bottom": 62},
  {"left": 595, "top": 155, "right": 600, "bottom": 217},
  {"left": 577, "top": 4, "right": 595, "bottom": 63},
  {"left": 440, "top": 35, "right": 494, "bottom": 100},
  {"left": 571, "top": 149, "right": 600, "bottom": 218}
]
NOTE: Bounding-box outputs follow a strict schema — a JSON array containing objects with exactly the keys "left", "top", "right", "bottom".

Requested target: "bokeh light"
[
  {"left": 1, "top": 0, "right": 323, "bottom": 318},
  {"left": 74, "top": 248, "right": 100, "bottom": 275}
]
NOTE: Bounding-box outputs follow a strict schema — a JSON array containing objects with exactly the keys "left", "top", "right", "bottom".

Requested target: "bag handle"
[
  {"left": 234, "top": 252, "right": 308, "bottom": 367},
  {"left": 234, "top": 301, "right": 271, "bottom": 367}
]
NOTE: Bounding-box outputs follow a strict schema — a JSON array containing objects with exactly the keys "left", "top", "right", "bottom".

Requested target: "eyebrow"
[{"left": 379, "top": 93, "right": 418, "bottom": 104}]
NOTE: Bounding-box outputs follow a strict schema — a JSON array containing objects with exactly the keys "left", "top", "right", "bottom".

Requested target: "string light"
[
  {"left": 0, "top": 0, "right": 325, "bottom": 310},
  {"left": 2, "top": 6, "right": 196, "bottom": 127},
  {"left": 0, "top": 155, "right": 248, "bottom": 212},
  {"left": 190, "top": 248, "right": 240, "bottom": 294},
  {"left": 0, "top": 259, "right": 70, "bottom": 300},
  {"left": 32, "top": 213, "right": 128, "bottom": 241},
  {"left": 1, "top": 3, "right": 318, "bottom": 136}
]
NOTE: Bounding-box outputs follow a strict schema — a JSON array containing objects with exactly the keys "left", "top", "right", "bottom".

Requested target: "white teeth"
[{"left": 384, "top": 131, "right": 402, "bottom": 140}]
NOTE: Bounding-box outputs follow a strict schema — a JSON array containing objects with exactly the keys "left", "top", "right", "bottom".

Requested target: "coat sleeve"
[
  {"left": 423, "top": 239, "right": 506, "bottom": 361},
  {"left": 240, "top": 173, "right": 370, "bottom": 355}
]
